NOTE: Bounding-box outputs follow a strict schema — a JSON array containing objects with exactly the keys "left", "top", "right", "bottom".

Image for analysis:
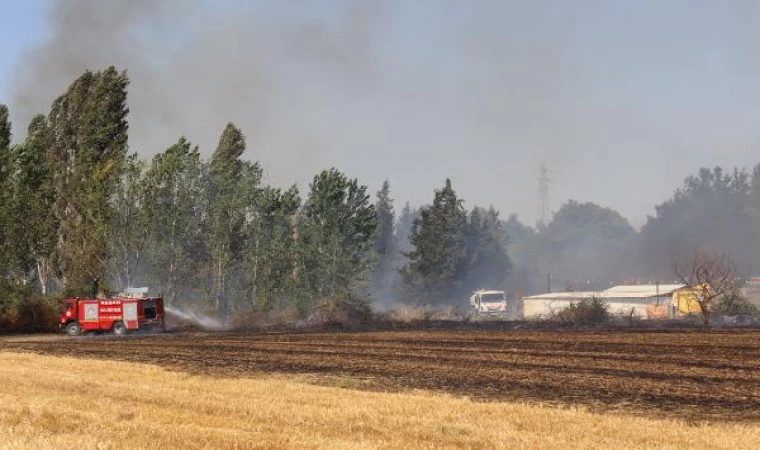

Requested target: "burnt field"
[{"left": 3, "top": 329, "right": 760, "bottom": 422}]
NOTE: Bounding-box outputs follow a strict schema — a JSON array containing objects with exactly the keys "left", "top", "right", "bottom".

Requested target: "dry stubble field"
[
  {"left": 3, "top": 328, "right": 760, "bottom": 420},
  {"left": 1, "top": 328, "right": 759, "bottom": 449}
]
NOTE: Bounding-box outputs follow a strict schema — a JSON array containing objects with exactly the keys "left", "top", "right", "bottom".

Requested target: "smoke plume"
[{"left": 10, "top": 0, "right": 760, "bottom": 226}]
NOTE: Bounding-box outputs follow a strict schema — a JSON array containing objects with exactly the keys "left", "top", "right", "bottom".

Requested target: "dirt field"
[{"left": 3, "top": 329, "right": 759, "bottom": 422}]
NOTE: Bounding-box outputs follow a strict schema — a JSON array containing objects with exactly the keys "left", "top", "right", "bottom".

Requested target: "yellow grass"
[{"left": 0, "top": 352, "right": 758, "bottom": 450}]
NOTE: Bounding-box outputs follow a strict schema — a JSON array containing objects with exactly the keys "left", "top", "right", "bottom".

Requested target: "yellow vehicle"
[{"left": 672, "top": 285, "right": 709, "bottom": 316}]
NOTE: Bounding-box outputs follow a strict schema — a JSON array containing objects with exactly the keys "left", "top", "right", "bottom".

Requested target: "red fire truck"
[{"left": 60, "top": 295, "right": 166, "bottom": 336}]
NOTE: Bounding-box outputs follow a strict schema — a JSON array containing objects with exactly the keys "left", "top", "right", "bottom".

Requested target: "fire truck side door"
[
  {"left": 84, "top": 303, "right": 98, "bottom": 322},
  {"left": 124, "top": 302, "right": 138, "bottom": 329}
]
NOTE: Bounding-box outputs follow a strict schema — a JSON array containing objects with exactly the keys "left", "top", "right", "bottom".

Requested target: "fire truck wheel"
[
  {"left": 113, "top": 322, "right": 127, "bottom": 336},
  {"left": 65, "top": 322, "right": 81, "bottom": 336}
]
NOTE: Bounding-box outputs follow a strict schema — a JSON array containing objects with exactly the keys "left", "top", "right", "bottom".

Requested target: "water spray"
[{"left": 165, "top": 305, "right": 227, "bottom": 331}]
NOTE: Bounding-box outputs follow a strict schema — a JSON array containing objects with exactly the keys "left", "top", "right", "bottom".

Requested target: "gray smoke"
[
  {"left": 11, "top": 0, "right": 397, "bottom": 198},
  {"left": 10, "top": 0, "right": 760, "bottom": 225}
]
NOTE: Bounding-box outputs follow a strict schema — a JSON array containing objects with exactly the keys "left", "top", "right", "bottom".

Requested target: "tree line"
[
  {"left": 504, "top": 166, "right": 760, "bottom": 301},
  {"left": 0, "top": 67, "right": 511, "bottom": 324},
  {"left": 2, "top": 66, "right": 760, "bottom": 327},
  {"left": 0, "top": 68, "right": 379, "bottom": 319}
]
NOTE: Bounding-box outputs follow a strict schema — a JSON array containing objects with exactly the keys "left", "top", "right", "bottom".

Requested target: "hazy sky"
[{"left": 3, "top": 0, "right": 760, "bottom": 228}]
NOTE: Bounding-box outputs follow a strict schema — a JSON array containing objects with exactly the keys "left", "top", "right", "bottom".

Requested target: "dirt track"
[{"left": 3, "top": 329, "right": 760, "bottom": 421}]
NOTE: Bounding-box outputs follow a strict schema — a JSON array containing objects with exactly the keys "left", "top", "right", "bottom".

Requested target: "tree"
[
  {"left": 540, "top": 200, "right": 635, "bottom": 290},
  {"left": 401, "top": 179, "right": 467, "bottom": 305},
  {"left": 463, "top": 206, "right": 511, "bottom": 290},
  {"left": 640, "top": 166, "right": 758, "bottom": 278},
  {"left": 375, "top": 180, "right": 395, "bottom": 259},
  {"left": 109, "top": 153, "right": 147, "bottom": 291},
  {"left": 0, "top": 105, "right": 14, "bottom": 280},
  {"left": 502, "top": 214, "right": 539, "bottom": 294},
  {"left": 207, "top": 123, "right": 260, "bottom": 316},
  {"left": 0, "top": 104, "right": 9, "bottom": 151},
  {"left": 12, "top": 115, "right": 57, "bottom": 293},
  {"left": 141, "top": 138, "right": 206, "bottom": 304},
  {"left": 390, "top": 202, "right": 422, "bottom": 296},
  {"left": 46, "top": 67, "right": 130, "bottom": 292},
  {"left": 673, "top": 249, "right": 737, "bottom": 325},
  {"left": 394, "top": 202, "right": 416, "bottom": 255},
  {"left": 0, "top": 106, "right": 14, "bottom": 270},
  {"left": 296, "top": 168, "right": 378, "bottom": 312},
  {"left": 245, "top": 185, "right": 300, "bottom": 311},
  {"left": 371, "top": 180, "right": 396, "bottom": 302}
]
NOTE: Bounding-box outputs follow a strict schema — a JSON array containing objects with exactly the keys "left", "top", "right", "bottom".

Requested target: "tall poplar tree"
[
  {"left": 142, "top": 138, "right": 205, "bottom": 303},
  {"left": 245, "top": 185, "right": 300, "bottom": 311},
  {"left": 207, "top": 123, "right": 260, "bottom": 316},
  {"left": 0, "top": 105, "right": 9, "bottom": 151},
  {"left": 13, "top": 115, "right": 57, "bottom": 292},
  {"left": 0, "top": 105, "right": 13, "bottom": 279},
  {"left": 46, "top": 67, "right": 129, "bottom": 291}
]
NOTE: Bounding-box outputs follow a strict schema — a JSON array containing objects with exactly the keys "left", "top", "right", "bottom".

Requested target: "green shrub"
[
  {"left": 0, "top": 283, "right": 61, "bottom": 333},
  {"left": 552, "top": 297, "right": 610, "bottom": 325}
]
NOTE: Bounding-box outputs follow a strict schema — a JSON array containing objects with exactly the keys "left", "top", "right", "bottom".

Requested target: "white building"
[
  {"left": 521, "top": 284, "right": 685, "bottom": 319},
  {"left": 521, "top": 291, "right": 601, "bottom": 318}
]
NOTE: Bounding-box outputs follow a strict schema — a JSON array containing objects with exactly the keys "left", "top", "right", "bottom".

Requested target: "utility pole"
[
  {"left": 547, "top": 273, "right": 552, "bottom": 293},
  {"left": 656, "top": 280, "right": 660, "bottom": 306}
]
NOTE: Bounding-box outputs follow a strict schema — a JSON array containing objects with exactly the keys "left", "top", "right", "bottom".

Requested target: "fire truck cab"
[
  {"left": 469, "top": 289, "right": 515, "bottom": 318},
  {"left": 60, "top": 295, "right": 165, "bottom": 336}
]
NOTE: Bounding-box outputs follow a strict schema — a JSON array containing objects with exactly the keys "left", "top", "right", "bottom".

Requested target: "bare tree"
[{"left": 673, "top": 249, "right": 736, "bottom": 325}]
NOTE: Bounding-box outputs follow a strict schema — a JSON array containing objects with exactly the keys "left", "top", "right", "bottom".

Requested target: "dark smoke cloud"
[
  {"left": 13, "top": 0, "right": 398, "bottom": 191},
  {"left": 11, "top": 0, "right": 760, "bottom": 225}
]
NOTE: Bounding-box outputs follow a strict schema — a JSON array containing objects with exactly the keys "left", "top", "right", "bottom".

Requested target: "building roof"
[
  {"left": 522, "top": 291, "right": 601, "bottom": 300},
  {"left": 522, "top": 284, "right": 685, "bottom": 301},
  {"left": 602, "top": 284, "right": 684, "bottom": 298}
]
